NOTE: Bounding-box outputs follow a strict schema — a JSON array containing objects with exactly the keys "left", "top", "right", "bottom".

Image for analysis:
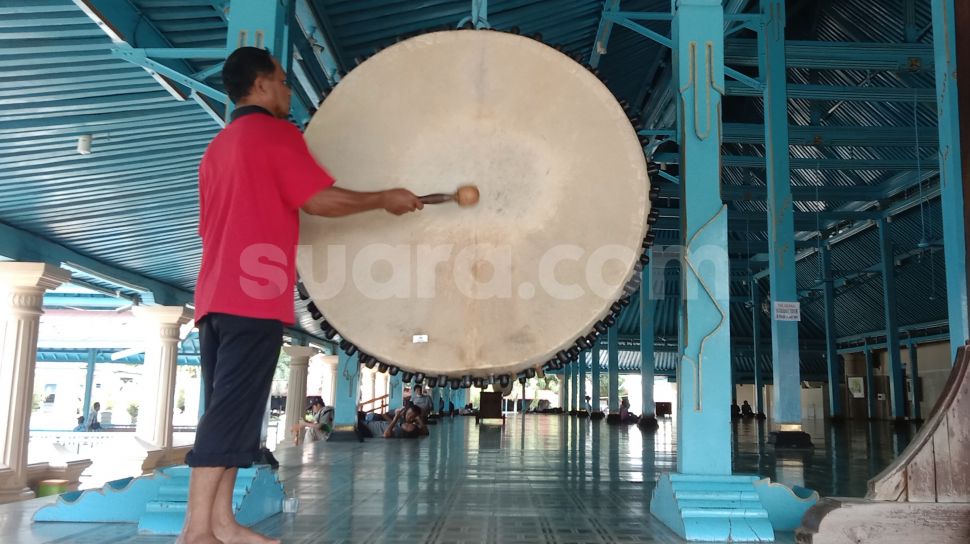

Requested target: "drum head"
[{"left": 298, "top": 30, "right": 649, "bottom": 379}]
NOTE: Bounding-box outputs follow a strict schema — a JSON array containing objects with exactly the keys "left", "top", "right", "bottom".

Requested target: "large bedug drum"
[{"left": 297, "top": 30, "right": 653, "bottom": 386}]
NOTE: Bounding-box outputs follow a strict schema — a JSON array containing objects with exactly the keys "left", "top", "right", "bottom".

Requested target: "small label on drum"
[{"left": 412, "top": 334, "right": 429, "bottom": 344}]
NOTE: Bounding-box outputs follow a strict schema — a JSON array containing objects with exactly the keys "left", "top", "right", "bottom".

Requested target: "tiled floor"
[{"left": 1, "top": 415, "right": 918, "bottom": 543}]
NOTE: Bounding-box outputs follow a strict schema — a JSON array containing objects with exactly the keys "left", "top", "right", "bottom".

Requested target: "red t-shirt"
[{"left": 194, "top": 108, "right": 334, "bottom": 324}]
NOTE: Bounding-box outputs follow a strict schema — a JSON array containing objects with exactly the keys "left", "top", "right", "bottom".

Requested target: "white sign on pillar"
[{"left": 773, "top": 301, "right": 801, "bottom": 322}]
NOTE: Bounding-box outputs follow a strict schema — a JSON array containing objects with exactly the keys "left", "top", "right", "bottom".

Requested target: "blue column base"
[
  {"left": 650, "top": 473, "right": 775, "bottom": 542},
  {"left": 637, "top": 415, "right": 659, "bottom": 430},
  {"left": 768, "top": 431, "right": 814, "bottom": 449},
  {"left": 752, "top": 478, "right": 819, "bottom": 531},
  {"left": 33, "top": 465, "right": 284, "bottom": 535}
]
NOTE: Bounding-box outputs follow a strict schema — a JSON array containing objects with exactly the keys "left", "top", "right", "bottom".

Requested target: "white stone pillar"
[
  {"left": 0, "top": 263, "right": 70, "bottom": 503},
  {"left": 362, "top": 369, "right": 377, "bottom": 410},
  {"left": 132, "top": 305, "right": 193, "bottom": 449},
  {"left": 375, "top": 373, "right": 387, "bottom": 412},
  {"left": 322, "top": 355, "right": 337, "bottom": 406},
  {"left": 281, "top": 345, "right": 314, "bottom": 445}
]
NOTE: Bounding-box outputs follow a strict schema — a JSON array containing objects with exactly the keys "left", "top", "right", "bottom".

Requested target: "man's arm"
[
  {"left": 383, "top": 409, "right": 404, "bottom": 438},
  {"left": 302, "top": 187, "right": 423, "bottom": 217}
]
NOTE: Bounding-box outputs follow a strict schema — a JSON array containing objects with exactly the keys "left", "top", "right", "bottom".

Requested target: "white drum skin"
[{"left": 298, "top": 30, "right": 650, "bottom": 379}]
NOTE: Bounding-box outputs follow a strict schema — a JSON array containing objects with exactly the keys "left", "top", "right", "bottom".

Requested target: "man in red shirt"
[{"left": 178, "top": 47, "right": 422, "bottom": 544}]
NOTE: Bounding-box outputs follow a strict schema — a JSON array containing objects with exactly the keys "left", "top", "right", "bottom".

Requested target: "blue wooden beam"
[
  {"left": 837, "top": 331, "right": 950, "bottom": 354},
  {"left": 74, "top": 0, "right": 225, "bottom": 124},
  {"left": 293, "top": 0, "right": 342, "bottom": 86},
  {"left": 333, "top": 348, "right": 359, "bottom": 428},
  {"left": 578, "top": 349, "right": 587, "bottom": 412},
  {"left": 652, "top": 152, "right": 933, "bottom": 171},
  {"left": 864, "top": 343, "right": 876, "bottom": 419},
  {"left": 761, "top": 0, "right": 803, "bottom": 431},
  {"left": 607, "top": 326, "right": 619, "bottom": 412},
  {"left": 750, "top": 275, "right": 765, "bottom": 416},
  {"left": 563, "top": 363, "right": 572, "bottom": 411},
  {"left": 640, "top": 255, "right": 656, "bottom": 418},
  {"left": 671, "top": 0, "right": 731, "bottom": 476},
  {"left": 652, "top": 7, "right": 775, "bottom": 539},
  {"left": 111, "top": 47, "right": 229, "bottom": 105},
  {"left": 591, "top": 343, "right": 601, "bottom": 412},
  {"left": 707, "top": 123, "right": 939, "bottom": 147},
  {"left": 724, "top": 39, "right": 934, "bottom": 72},
  {"left": 836, "top": 320, "right": 949, "bottom": 347},
  {"left": 907, "top": 341, "right": 921, "bottom": 420},
  {"left": 572, "top": 357, "right": 580, "bottom": 412},
  {"left": 932, "top": 0, "right": 969, "bottom": 359},
  {"left": 819, "top": 244, "right": 842, "bottom": 418},
  {"left": 878, "top": 219, "right": 906, "bottom": 419},
  {"left": 606, "top": 13, "right": 672, "bottom": 49},
  {"left": 725, "top": 81, "right": 936, "bottom": 102}
]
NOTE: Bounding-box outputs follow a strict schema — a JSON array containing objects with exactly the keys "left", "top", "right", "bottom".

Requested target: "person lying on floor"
[{"left": 361, "top": 405, "right": 427, "bottom": 438}]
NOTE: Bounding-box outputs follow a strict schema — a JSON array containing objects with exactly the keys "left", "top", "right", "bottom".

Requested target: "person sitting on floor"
[
  {"left": 291, "top": 397, "right": 333, "bottom": 444},
  {"left": 741, "top": 400, "right": 754, "bottom": 418},
  {"left": 618, "top": 397, "right": 638, "bottom": 424},
  {"left": 409, "top": 385, "right": 433, "bottom": 421},
  {"left": 361, "top": 406, "right": 427, "bottom": 438}
]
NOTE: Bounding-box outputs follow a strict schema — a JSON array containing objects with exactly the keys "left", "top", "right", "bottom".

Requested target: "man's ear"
[{"left": 250, "top": 74, "right": 267, "bottom": 97}]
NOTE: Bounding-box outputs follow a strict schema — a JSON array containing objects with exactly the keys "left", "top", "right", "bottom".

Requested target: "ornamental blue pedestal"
[
  {"left": 651, "top": 473, "right": 775, "bottom": 541},
  {"left": 33, "top": 464, "right": 284, "bottom": 535}
]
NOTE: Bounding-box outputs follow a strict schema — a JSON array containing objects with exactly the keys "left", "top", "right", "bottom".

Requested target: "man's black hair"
[{"left": 222, "top": 47, "right": 276, "bottom": 103}]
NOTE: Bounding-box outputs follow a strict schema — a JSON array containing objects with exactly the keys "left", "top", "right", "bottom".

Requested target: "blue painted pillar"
[
  {"left": 387, "top": 374, "right": 403, "bottom": 411},
  {"left": 591, "top": 343, "right": 601, "bottom": 412},
  {"left": 578, "top": 351, "right": 587, "bottom": 411},
  {"left": 864, "top": 344, "right": 876, "bottom": 420},
  {"left": 607, "top": 326, "right": 619, "bottom": 412},
  {"left": 820, "top": 244, "right": 843, "bottom": 418},
  {"left": 225, "top": 0, "right": 308, "bottom": 124},
  {"left": 760, "top": 0, "right": 802, "bottom": 430},
  {"left": 572, "top": 359, "right": 580, "bottom": 412},
  {"left": 641, "top": 256, "right": 656, "bottom": 417},
  {"left": 652, "top": 3, "right": 774, "bottom": 541},
  {"left": 563, "top": 364, "right": 572, "bottom": 411},
  {"left": 932, "top": 0, "right": 969, "bottom": 360},
  {"left": 430, "top": 386, "right": 440, "bottom": 414},
  {"left": 908, "top": 341, "right": 921, "bottom": 420},
  {"left": 332, "top": 348, "right": 360, "bottom": 428},
  {"left": 82, "top": 349, "right": 97, "bottom": 421},
  {"left": 673, "top": 0, "right": 730, "bottom": 474},
  {"left": 878, "top": 219, "right": 906, "bottom": 419},
  {"left": 750, "top": 276, "right": 765, "bottom": 416}
]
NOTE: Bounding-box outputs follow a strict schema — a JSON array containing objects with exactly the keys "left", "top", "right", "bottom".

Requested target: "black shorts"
[{"left": 185, "top": 313, "right": 283, "bottom": 468}]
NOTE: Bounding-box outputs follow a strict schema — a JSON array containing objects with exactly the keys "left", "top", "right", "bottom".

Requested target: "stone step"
[{"left": 681, "top": 507, "right": 771, "bottom": 519}]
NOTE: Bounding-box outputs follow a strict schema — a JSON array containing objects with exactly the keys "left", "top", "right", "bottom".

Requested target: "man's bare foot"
[
  {"left": 213, "top": 519, "right": 280, "bottom": 544},
  {"left": 175, "top": 531, "right": 223, "bottom": 544}
]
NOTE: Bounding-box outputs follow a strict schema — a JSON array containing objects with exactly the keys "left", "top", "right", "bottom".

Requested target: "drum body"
[{"left": 298, "top": 30, "right": 650, "bottom": 379}]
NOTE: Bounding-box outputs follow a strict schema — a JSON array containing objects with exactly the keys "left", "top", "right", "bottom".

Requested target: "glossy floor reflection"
[{"left": 1, "top": 414, "right": 916, "bottom": 543}]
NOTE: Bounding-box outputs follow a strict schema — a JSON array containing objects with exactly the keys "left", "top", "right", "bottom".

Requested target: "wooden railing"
[{"left": 358, "top": 394, "right": 389, "bottom": 414}]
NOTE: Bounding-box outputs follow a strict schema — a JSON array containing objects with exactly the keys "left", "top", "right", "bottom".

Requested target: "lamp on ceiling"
[{"left": 77, "top": 134, "right": 92, "bottom": 155}]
